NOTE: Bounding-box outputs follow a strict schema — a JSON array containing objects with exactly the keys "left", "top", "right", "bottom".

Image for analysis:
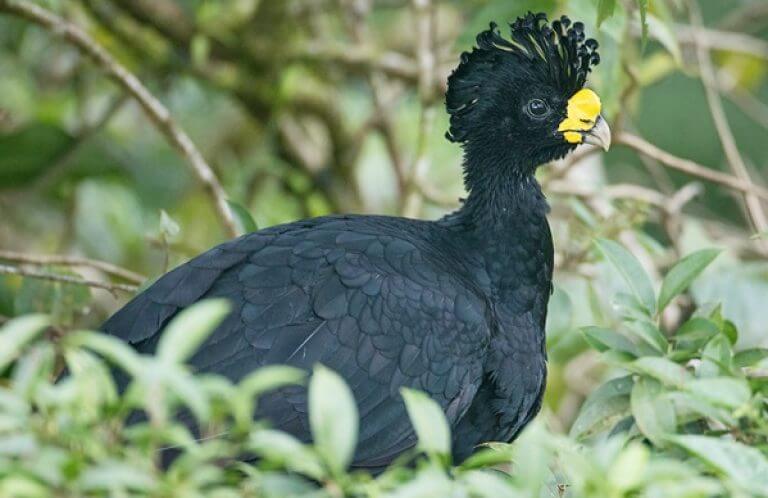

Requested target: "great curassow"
[{"left": 103, "top": 12, "right": 610, "bottom": 469}]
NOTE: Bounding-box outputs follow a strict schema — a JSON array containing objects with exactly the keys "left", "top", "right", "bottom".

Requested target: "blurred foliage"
[
  {"left": 1, "top": 0, "right": 768, "bottom": 494},
  {"left": 2, "top": 247, "right": 768, "bottom": 497}
]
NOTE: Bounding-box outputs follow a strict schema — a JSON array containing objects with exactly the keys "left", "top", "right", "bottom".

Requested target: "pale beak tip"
[{"left": 582, "top": 115, "right": 611, "bottom": 151}]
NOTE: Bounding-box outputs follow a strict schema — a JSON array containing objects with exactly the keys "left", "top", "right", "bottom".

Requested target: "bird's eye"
[{"left": 526, "top": 99, "right": 550, "bottom": 118}]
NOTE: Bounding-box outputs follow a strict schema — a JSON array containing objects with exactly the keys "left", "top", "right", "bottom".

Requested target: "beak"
[{"left": 581, "top": 115, "right": 611, "bottom": 151}]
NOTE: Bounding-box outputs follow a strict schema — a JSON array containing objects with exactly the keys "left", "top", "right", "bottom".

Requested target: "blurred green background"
[{"left": 0, "top": 0, "right": 767, "bottom": 433}]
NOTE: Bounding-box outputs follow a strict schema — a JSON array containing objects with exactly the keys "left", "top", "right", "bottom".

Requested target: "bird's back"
[{"left": 103, "top": 214, "right": 493, "bottom": 468}]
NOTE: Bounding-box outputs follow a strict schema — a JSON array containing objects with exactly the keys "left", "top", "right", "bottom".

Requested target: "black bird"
[{"left": 103, "top": 12, "right": 610, "bottom": 469}]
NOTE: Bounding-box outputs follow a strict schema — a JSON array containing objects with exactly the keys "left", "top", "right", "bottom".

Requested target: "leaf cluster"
[{"left": 0, "top": 242, "right": 766, "bottom": 497}]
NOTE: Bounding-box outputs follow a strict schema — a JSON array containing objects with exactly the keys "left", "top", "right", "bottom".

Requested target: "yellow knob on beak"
[{"left": 558, "top": 88, "right": 611, "bottom": 151}]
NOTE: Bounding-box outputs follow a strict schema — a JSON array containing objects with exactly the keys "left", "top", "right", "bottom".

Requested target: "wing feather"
[{"left": 102, "top": 216, "right": 490, "bottom": 467}]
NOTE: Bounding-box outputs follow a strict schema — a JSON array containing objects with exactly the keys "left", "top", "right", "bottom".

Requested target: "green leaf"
[
  {"left": 630, "top": 357, "right": 692, "bottom": 388},
  {"left": 308, "top": 365, "right": 358, "bottom": 473},
  {"left": 581, "top": 326, "right": 638, "bottom": 359},
  {"left": 700, "top": 335, "right": 734, "bottom": 378},
  {"left": 14, "top": 342, "right": 57, "bottom": 395},
  {"left": 159, "top": 210, "right": 181, "bottom": 238},
  {"left": 401, "top": 387, "right": 451, "bottom": 457},
  {"left": 631, "top": 377, "right": 676, "bottom": 445},
  {"left": 0, "top": 123, "right": 72, "bottom": 187},
  {"left": 0, "top": 315, "right": 49, "bottom": 372},
  {"left": 0, "top": 475, "right": 49, "bottom": 497},
  {"left": 597, "top": 0, "right": 617, "bottom": 27},
  {"left": 458, "top": 446, "right": 514, "bottom": 470},
  {"left": 249, "top": 430, "right": 325, "bottom": 480},
  {"left": 570, "top": 375, "right": 633, "bottom": 440},
  {"left": 674, "top": 317, "right": 719, "bottom": 353},
  {"left": 382, "top": 467, "right": 453, "bottom": 498},
  {"left": 595, "top": 238, "right": 656, "bottom": 315},
  {"left": 721, "top": 320, "right": 738, "bottom": 345},
  {"left": 69, "top": 331, "right": 143, "bottom": 377},
  {"left": 647, "top": 14, "right": 682, "bottom": 64},
  {"left": 157, "top": 299, "right": 231, "bottom": 364},
  {"left": 234, "top": 366, "right": 306, "bottom": 428},
  {"left": 609, "top": 442, "right": 650, "bottom": 492},
  {"left": 64, "top": 349, "right": 119, "bottom": 408},
  {"left": 624, "top": 320, "right": 668, "bottom": 354},
  {"left": 227, "top": 200, "right": 258, "bottom": 235},
  {"left": 701, "top": 304, "right": 739, "bottom": 345},
  {"left": 79, "top": 460, "right": 157, "bottom": 492},
  {"left": 239, "top": 366, "right": 306, "bottom": 399},
  {"left": 670, "top": 435, "right": 768, "bottom": 496},
  {"left": 461, "top": 469, "right": 518, "bottom": 498},
  {"left": 734, "top": 348, "right": 768, "bottom": 368},
  {"left": 0, "top": 433, "right": 38, "bottom": 457},
  {"left": 685, "top": 377, "right": 750, "bottom": 410},
  {"left": 162, "top": 365, "right": 211, "bottom": 422},
  {"left": 658, "top": 249, "right": 720, "bottom": 312},
  {"left": 612, "top": 292, "right": 652, "bottom": 321},
  {"left": 668, "top": 391, "right": 736, "bottom": 427}
]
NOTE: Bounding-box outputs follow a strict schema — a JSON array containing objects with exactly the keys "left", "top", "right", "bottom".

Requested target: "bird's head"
[{"left": 446, "top": 12, "right": 610, "bottom": 178}]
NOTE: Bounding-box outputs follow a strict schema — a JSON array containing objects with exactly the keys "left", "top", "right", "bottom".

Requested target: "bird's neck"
[
  {"left": 441, "top": 157, "right": 552, "bottom": 301},
  {"left": 456, "top": 155, "right": 549, "bottom": 227}
]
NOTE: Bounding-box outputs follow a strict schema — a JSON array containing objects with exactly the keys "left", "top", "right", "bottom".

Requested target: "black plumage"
[{"left": 103, "top": 12, "right": 602, "bottom": 468}]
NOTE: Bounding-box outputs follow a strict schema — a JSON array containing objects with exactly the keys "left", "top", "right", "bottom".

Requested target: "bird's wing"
[{"left": 102, "top": 216, "right": 490, "bottom": 467}]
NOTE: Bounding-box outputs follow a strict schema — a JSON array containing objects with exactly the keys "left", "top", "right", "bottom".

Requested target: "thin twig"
[
  {"left": 0, "top": 264, "right": 138, "bottom": 296},
  {"left": 616, "top": 132, "right": 768, "bottom": 202},
  {"left": 547, "top": 181, "right": 669, "bottom": 207},
  {"left": 674, "top": 24, "right": 768, "bottom": 61},
  {"left": 719, "top": 1, "right": 768, "bottom": 32},
  {"left": 717, "top": 73, "right": 768, "bottom": 131},
  {"left": 689, "top": 1, "right": 768, "bottom": 236},
  {"left": 0, "top": 250, "right": 145, "bottom": 284},
  {"left": 0, "top": 0, "right": 238, "bottom": 238}
]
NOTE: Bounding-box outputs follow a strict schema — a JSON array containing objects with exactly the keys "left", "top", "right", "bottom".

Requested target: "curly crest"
[{"left": 445, "top": 12, "right": 600, "bottom": 143}]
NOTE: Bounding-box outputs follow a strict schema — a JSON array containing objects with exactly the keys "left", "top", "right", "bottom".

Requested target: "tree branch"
[
  {"left": 689, "top": 1, "right": 768, "bottom": 235},
  {"left": 616, "top": 132, "right": 768, "bottom": 202},
  {"left": 0, "top": 264, "right": 138, "bottom": 296},
  {"left": 0, "top": 251, "right": 145, "bottom": 284},
  {"left": 0, "top": 0, "right": 239, "bottom": 238},
  {"left": 291, "top": 43, "right": 419, "bottom": 81}
]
